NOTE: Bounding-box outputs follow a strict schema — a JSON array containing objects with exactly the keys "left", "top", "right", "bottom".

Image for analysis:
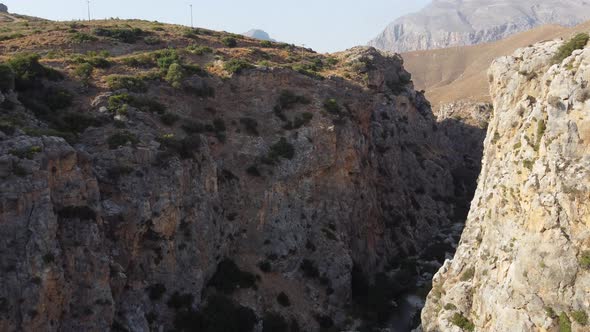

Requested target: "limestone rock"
[{"left": 421, "top": 37, "right": 590, "bottom": 331}]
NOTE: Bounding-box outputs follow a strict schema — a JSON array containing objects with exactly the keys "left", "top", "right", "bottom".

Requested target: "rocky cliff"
[
  {"left": 370, "top": 0, "right": 590, "bottom": 53},
  {"left": 421, "top": 36, "right": 590, "bottom": 331},
  {"left": 0, "top": 19, "right": 473, "bottom": 331}
]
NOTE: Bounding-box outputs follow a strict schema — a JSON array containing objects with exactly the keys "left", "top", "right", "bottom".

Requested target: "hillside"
[
  {"left": 422, "top": 32, "right": 590, "bottom": 332},
  {"left": 403, "top": 20, "right": 590, "bottom": 107},
  {"left": 0, "top": 14, "right": 477, "bottom": 332},
  {"left": 369, "top": 0, "right": 590, "bottom": 53}
]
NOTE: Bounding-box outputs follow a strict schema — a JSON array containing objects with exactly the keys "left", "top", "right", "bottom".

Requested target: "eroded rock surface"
[{"left": 422, "top": 38, "right": 590, "bottom": 332}]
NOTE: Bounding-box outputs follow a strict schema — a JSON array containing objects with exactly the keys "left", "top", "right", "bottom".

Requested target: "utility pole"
[
  {"left": 87, "top": 0, "right": 91, "bottom": 21},
  {"left": 189, "top": 4, "right": 193, "bottom": 28}
]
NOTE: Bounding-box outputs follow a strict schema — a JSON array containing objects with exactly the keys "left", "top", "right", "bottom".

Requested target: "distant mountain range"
[
  {"left": 242, "top": 29, "right": 275, "bottom": 41},
  {"left": 369, "top": 0, "right": 590, "bottom": 52}
]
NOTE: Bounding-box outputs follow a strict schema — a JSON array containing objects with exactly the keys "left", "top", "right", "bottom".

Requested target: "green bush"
[
  {"left": 165, "top": 63, "right": 185, "bottom": 88},
  {"left": 0, "top": 64, "right": 15, "bottom": 91},
  {"left": 186, "top": 44, "right": 213, "bottom": 55},
  {"left": 7, "top": 53, "right": 62, "bottom": 89},
  {"left": 106, "top": 75, "right": 147, "bottom": 92},
  {"left": 93, "top": 27, "right": 145, "bottom": 43},
  {"left": 277, "top": 90, "right": 310, "bottom": 110},
  {"left": 571, "top": 311, "right": 588, "bottom": 326},
  {"left": 121, "top": 53, "right": 155, "bottom": 68},
  {"left": 143, "top": 36, "right": 161, "bottom": 45},
  {"left": 260, "top": 40, "right": 272, "bottom": 47},
  {"left": 207, "top": 259, "right": 257, "bottom": 294},
  {"left": 553, "top": 33, "right": 590, "bottom": 64},
  {"left": 451, "top": 313, "right": 475, "bottom": 331},
  {"left": 323, "top": 98, "right": 341, "bottom": 115},
  {"left": 221, "top": 36, "right": 237, "bottom": 47},
  {"left": 108, "top": 131, "right": 138, "bottom": 149},
  {"left": 223, "top": 59, "right": 254, "bottom": 74},
  {"left": 154, "top": 49, "right": 181, "bottom": 70},
  {"left": 74, "top": 62, "right": 93, "bottom": 85},
  {"left": 559, "top": 312, "right": 572, "bottom": 332},
  {"left": 460, "top": 267, "right": 475, "bottom": 281},
  {"left": 580, "top": 251, "right": 590, "bottom": 269},
  {"left": 70, "top": 32, "right": 97, "bottom": 43}
]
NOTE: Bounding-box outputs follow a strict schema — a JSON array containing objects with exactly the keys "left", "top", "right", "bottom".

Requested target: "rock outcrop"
[
  {"left": 421, "top": 37, "right": 590, "bottom": 331},
  {"left": 0, "top": 35, "right": 471, "bottom": 330},
  {"left": 0, "top": 4, "right": 7, "bottom": 13},
  {"left": 369, "top": 0, "right": 590, "bottom": 53}
]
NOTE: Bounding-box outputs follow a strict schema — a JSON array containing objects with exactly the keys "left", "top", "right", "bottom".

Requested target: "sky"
[{"left": 2, "top": 0, "right": 430, "bottom": 53}]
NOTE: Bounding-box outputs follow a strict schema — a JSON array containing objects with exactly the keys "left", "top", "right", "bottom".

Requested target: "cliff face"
[
  {"left": 369, "top": 0, "right": 590, "bottom": 53},
  {"left": 421, "top": 38, "right": 590, "bottom": 331},
  {"left": 0, "top": 18, "right": 471, "bottom": 330}
]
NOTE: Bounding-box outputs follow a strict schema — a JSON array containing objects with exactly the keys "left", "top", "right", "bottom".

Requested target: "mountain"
[
  {"left": 422, "top": 34, "right": 590, "bottom": 331},
  {"left": 402, "top": 20, "right": 590, "bottom": 107},
  {"left": 242, "top": 29, "right": 274, "bottom": 41},
  {"left": 0, "top": 14, "right": 477, "bottom": 331},
  {"left": 369, "top": 0, "right": 590, "bottom": 53}
]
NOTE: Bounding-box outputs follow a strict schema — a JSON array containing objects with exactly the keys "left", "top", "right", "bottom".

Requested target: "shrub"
[
  {"left": 239, "top": 117, "right": 259, "bottom": 136},
  {"left": 581, "top": 251, "right": 590, "bottom": 269},
  {"left": 264, "top": 137, "right": 295, "bottom": 164},
  {"left": 444, "top": 303, "right": 457, "bottom": 311},
  {"left": 186, "top": 44, "right": 213, "bottom": 55},
  {"left": 167, "top": 292, "right": 194, "bottom": 310},
  {"left": 221, "top": 36, "right": 237, "bottom": 47},
  {"left": 460, "top": 267, "right": 475, "bottom": 281},
  {"left": 276, "top": 292, "right": 290, "bottom": 307},
  {"left": 553, "top": 33, "right": 590, "bottom": 64},
  {"left": 146, "top": 283, "right": 166, "bottom": 301},
  {"left": 158, "top": 134, "right": 201, "bottom": 160},
  {"left": 0, "top": 64, "right": 15, "bottom": 91},
  {"left": 257, "top": 260, "right": 271, "bottom": 272},
  {"left": 276, "top": 90, "right": 310, "bottom": 110},
  {"left": 323, "top": 98, "right": 341, "bottom": 115},
  {"left": 223, "top": 59, "right": 254, "bottom": 74},
  {"left": 263, "top": 312, "right": 288, "bottom": 332},
  {"left": 207, "top": 259, "right": 257, "bottom": 294},
  {"left": 7, "top": 53, "right": 62, "bottom": 89},
  {"left": 300, "top": 259, "right": 319, "bottom": 278},
  {"left": 160, "top": 112, "right": 180, "bottom": 126},
  {"left": 246, "top": 165, "right": 261, "bottom": 177},
  {"left": 173, "top": 295, "right": 257, "bottom": 332},
  {"left": 451, "top": 313, "right": 475, "bottom": 332},
  {"left": 166, "top": 63, "right": 185, "bottom": 88},
  {"left": 74, "top": 62, "right": 93, "bottom": 85},
  {"left": 143, "top": 36, "right": 161, "bottom": 45},
  {"left": 106, "top": 75, "right": 147, "bottom": 92},
  {"left": 93, "top": 27, "right": 145, "bottom": 43},
  {"left": 108, "top": 131, "right": 138, "bottom": 149},
  {"left": 559, "top": 312, "right": 572, "bottom": 332},
  {"left": 56, "top": 206, "right": 97, "bottom": 220},
  {"left": 154, "top": 49, "right": 181, "bottom": 70},
  {"left": 121, "top": 53, "right": 155, "bottom": 68},
  {"left": 70, "top": 32, "right": 97, "bottom": 43},
  {"left": 571, "top": 311, "right": 588, "bottom": 326}
]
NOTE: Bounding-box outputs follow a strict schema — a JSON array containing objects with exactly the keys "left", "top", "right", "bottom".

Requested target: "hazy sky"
[{"left": 3, "top": 0, "right": 430, "bottom": 53}]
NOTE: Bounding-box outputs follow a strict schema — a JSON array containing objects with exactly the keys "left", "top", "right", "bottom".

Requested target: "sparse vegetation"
[
  {"left": 207, "top": 259, "right": 257, "bottom": 294},
  {"left": 223, "top": 59, "right": 254, "bottom": 74},
  {"left": 323, "top": 98, "right": 341, "bottom": 115},
  {"left": 571, "top": 311, "right": 588, "bottom": 326},
  {"left": 0, "top": 64, "right": 15, "bottom": 91},
  {"left": 559, "top": 312, "right": 572, "bottom": 332},
  {"left": 108, "top": 131, "right": 139, "bottom": 149},
  {"left": 553, "top": 33, "right": 590, "bottom": 64},
  {"left": 7, "top": 53, "right": 62, "bottom": 89},
  {"left": 451, "top": 313, "right": 475, "bottom": 332},
  {"left": 93, "top": 27, "right": 146, "bottom": 43},
  {"left": 221, "top": 36, "right": 237, "bottom": 47},
  {"left": 165, "top": 63, "right": 185, "bottom": 88},
  {"left": 106, "top": 75, "right": 147, "bottom": 92},
  {"left": 580, "top": 251, "right": 590, "bottom": 269},
  {"left": 186, "top": 44, "right": 213, "bottom": 55},
  {"left": 263, "top": 137, "right": 295, "bottom": 164},
  {"left": 460, "top": 267, "right": 475, "bottom": 281},
  {"left": 160, "top": 112, "right": 180, "bottom": 126}
]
